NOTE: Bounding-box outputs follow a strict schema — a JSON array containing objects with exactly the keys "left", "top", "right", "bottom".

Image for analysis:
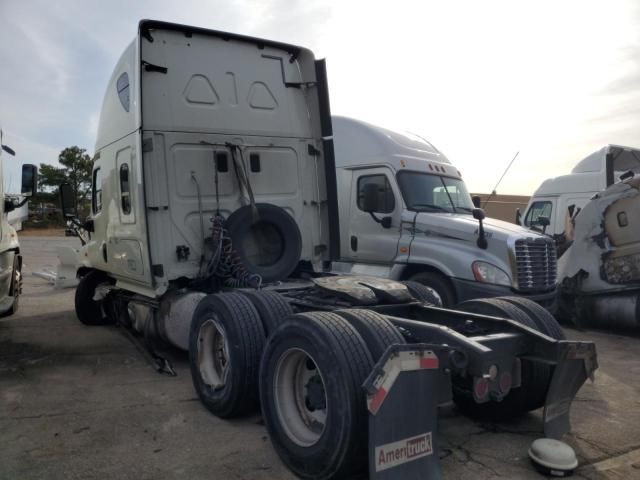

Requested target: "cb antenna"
[{"left": 483, "top": 151, "right": 519, "bottom": 208}]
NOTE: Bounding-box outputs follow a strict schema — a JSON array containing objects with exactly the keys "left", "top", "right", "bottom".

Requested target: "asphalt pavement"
[{"left": 1, "top": 236, "right": 639, "bottom": 479}]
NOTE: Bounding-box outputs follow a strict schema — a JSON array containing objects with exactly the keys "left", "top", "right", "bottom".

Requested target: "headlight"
[{"left": 472, "top": 261, "right": 511, "bottom": 286}]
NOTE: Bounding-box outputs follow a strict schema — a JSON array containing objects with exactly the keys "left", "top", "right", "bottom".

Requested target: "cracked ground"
[{"left": 1, "top": 236, "right": 639, "bottom": 479}]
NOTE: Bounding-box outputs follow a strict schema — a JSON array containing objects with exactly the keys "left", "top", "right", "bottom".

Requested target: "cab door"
[{"left": 347, "top": 168, "right": 402, "bottom": 262}]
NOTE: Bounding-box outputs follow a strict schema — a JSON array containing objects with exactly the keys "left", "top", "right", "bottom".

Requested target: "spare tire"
[
  {"left": 224, "top": 203, "right": 302, "bottom": 283},
  {"left": 499, "top": 296, "right": 566, "bottom": 340}
]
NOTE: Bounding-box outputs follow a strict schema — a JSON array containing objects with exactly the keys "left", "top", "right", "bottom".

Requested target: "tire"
[
  {"left": 74, "top": 270, "right": 114, "bottom": 326},
  {"left": 401, "top": 280, "right": 443, "bottom": 307},
  {"left": 224, "top": 203, "right": 302, "bottom": 283},
  {"left": 239, "top": 289, "right": 293, "bottom": 335},
  {"left": 260, "top": 312, "right": 373, "bottom": 479},
  {"left": 189, "top": 293, "right": 266, "bottom": 418},
  {"left": 333, "top": 309, "right": 406, "bottom": 361},
  {"left": 500, "top": 296, "right": 566, "bottom": 340},
  {"left": 0, "top": 254, "right": 21, "bottom": 318},
  {"left": 452, "top": 298, "right": 553, "bottom": 419},
  {"left": 408, "top": 271, "right": 455, "bottom": 307}
]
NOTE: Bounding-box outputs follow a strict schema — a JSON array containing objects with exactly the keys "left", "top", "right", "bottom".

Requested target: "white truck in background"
[
  {"left": 0, "top": 130, "right": 37, "bottom": 316},
  {"left": 520, "top": 144, "right": 640, "bottom": 246},
  {"left": 521, "top": 145, "right": 640, "bottom": 328},
  {"left": 61, "top": 20, "right": 597, "bottom": 480},
  {"left": 333, "top": 116, "right": 557, "bottom": 308}
]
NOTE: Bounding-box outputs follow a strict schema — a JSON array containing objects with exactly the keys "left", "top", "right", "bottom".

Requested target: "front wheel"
[
  {"left": 408, "top": 271, "right": 455, "bottom": 307},
  {"left": 1, "top": 254, "right": 21, "bottom": 318},
  {"left": 74, "top": 271, "right": 114, "bottom": 326}
]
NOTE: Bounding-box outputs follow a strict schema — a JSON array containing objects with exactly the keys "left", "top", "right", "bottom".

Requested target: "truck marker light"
[
  {"left": 399, "top": 247, "right": 408, "bottom": 254},
  {"left": 473, "top": 377, "right": 489, "bottom": 401},
  {"left": 400, "top": 159, "right": 406, "bottom": 167},
  {"left": 499, "top": 371, "right": 512, "bottom": 394}
]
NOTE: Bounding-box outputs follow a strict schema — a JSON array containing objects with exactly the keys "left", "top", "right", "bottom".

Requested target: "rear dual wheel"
[
  {"left": 189, "top": 292, "right": 265, "bottom": 418},
  {"left": 190, "top": 294, "right": 406, "bottom": 478},
  {"left": 452, "top": 297, "right": 563, "bottom": 418},
  {"left": 260, "top": 310, "right": 404, "bottom": 479}
]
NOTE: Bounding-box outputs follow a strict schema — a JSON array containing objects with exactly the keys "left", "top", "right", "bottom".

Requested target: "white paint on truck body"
[
  {"left": 332, "top": 116, "right": 557, "bottom": 301},
  {"left": 84, "top": 22, "right": 330, "bottom": 298}
]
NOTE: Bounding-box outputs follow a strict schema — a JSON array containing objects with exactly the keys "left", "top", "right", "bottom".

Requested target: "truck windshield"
[{"left": 397, "top": 171, "right": 474, "bottom": 213}]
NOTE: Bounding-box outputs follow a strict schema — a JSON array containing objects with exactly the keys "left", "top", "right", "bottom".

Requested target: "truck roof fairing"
[
  {"left": 332, "top": 116, "right": 462, "bottom": 179},
  {"left": 572, "top": 144, "right": 640, "bottom": 175},
  {"left": 138, "top": 19, "right": 307, "bottom": 58}
]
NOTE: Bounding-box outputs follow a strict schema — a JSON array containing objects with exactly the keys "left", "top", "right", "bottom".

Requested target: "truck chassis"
[{"left": 95, "top": 274, "right": 597, "bottom": 479}]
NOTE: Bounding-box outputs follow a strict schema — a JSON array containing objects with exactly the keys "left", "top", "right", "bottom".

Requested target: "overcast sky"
[{"left": 1, "top": 0, "right": 639, "bottom": 195}]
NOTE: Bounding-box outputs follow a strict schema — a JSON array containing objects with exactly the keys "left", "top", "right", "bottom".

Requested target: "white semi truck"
[
  {"left": 520, "top": 144, "right": 640, "bottom": 240},
  {"left": 332, "top": 116, "right": 557, "bottom": 308},
  {"left": 62, "top": 20, "right": 596, "bottom": 480},
  {"left": 521, "top": 145, "right": 640, "bottom": 328},
  {"left": 0, "top": 130, "right": 37, "bottom": 317}
]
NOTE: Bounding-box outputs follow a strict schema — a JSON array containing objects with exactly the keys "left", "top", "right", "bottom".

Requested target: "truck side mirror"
[
  {"left": 472, "top": 195, "right": 481, "bottom": 208},
  {"left": 0, "top": 130, "right": 15, "bottom": 156},
  {"left": 59, "top": 182, "right": 76, "bottom": 218},
  {"left": 472, "top": 208, "right": 488, "bottom": 249},
  {"left": 472, "top": 208, "right": 485, "bottom": 221},
  {"left": 361, "top": 183, "right": 380, "bottom": 212},
  {"left": 1, "top": 144, "right": 15, "bottom": 156},
  {"left": 21, "top": 164, "right": 37, "bottom": 197},
  {"left": 515, "top": 208, "right": 522, "bottom": 225}
]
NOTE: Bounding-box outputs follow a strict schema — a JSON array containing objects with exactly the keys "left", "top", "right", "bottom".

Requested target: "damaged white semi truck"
[
  {"left": 63, "top": 20, "right": 597, "bottom": 480},
  {"left": 523, "top": 145, "right": 640, "bottom": 328}
]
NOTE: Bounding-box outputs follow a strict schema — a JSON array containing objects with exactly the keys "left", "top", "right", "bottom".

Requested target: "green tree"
[{"left": 39, "top": 146, "right": 93, "bottom": 213}]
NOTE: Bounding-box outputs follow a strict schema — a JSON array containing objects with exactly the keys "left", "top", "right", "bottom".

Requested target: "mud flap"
[
  {"left": 363, "top": 344, "right": 454, "bottom": 480},
  {"left": 543, "top": 342, "right": 598, "bottom": 439}
]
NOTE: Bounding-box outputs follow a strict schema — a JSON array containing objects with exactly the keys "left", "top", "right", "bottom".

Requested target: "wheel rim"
[
  {"left": 197, "top": 318, "right": 230, "bottom": 390},
  {"left": 13, "top": 268, "right": 21, "bottom": 297},
  {"left": 274, "top": 348, "right": 328, "bottom": 447}
]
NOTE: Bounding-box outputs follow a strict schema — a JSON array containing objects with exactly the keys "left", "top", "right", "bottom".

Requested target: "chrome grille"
[{"left": 514, "top": 238, "right": 557, "bottom": 291}]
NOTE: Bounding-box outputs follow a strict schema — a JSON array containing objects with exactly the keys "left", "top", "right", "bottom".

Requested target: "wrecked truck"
[
  {"left": 61, "top": 20, "right": 597, "bottom": 479},
  {"left": 523, "top": 145, "right": 640, "bottom": 328}
]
